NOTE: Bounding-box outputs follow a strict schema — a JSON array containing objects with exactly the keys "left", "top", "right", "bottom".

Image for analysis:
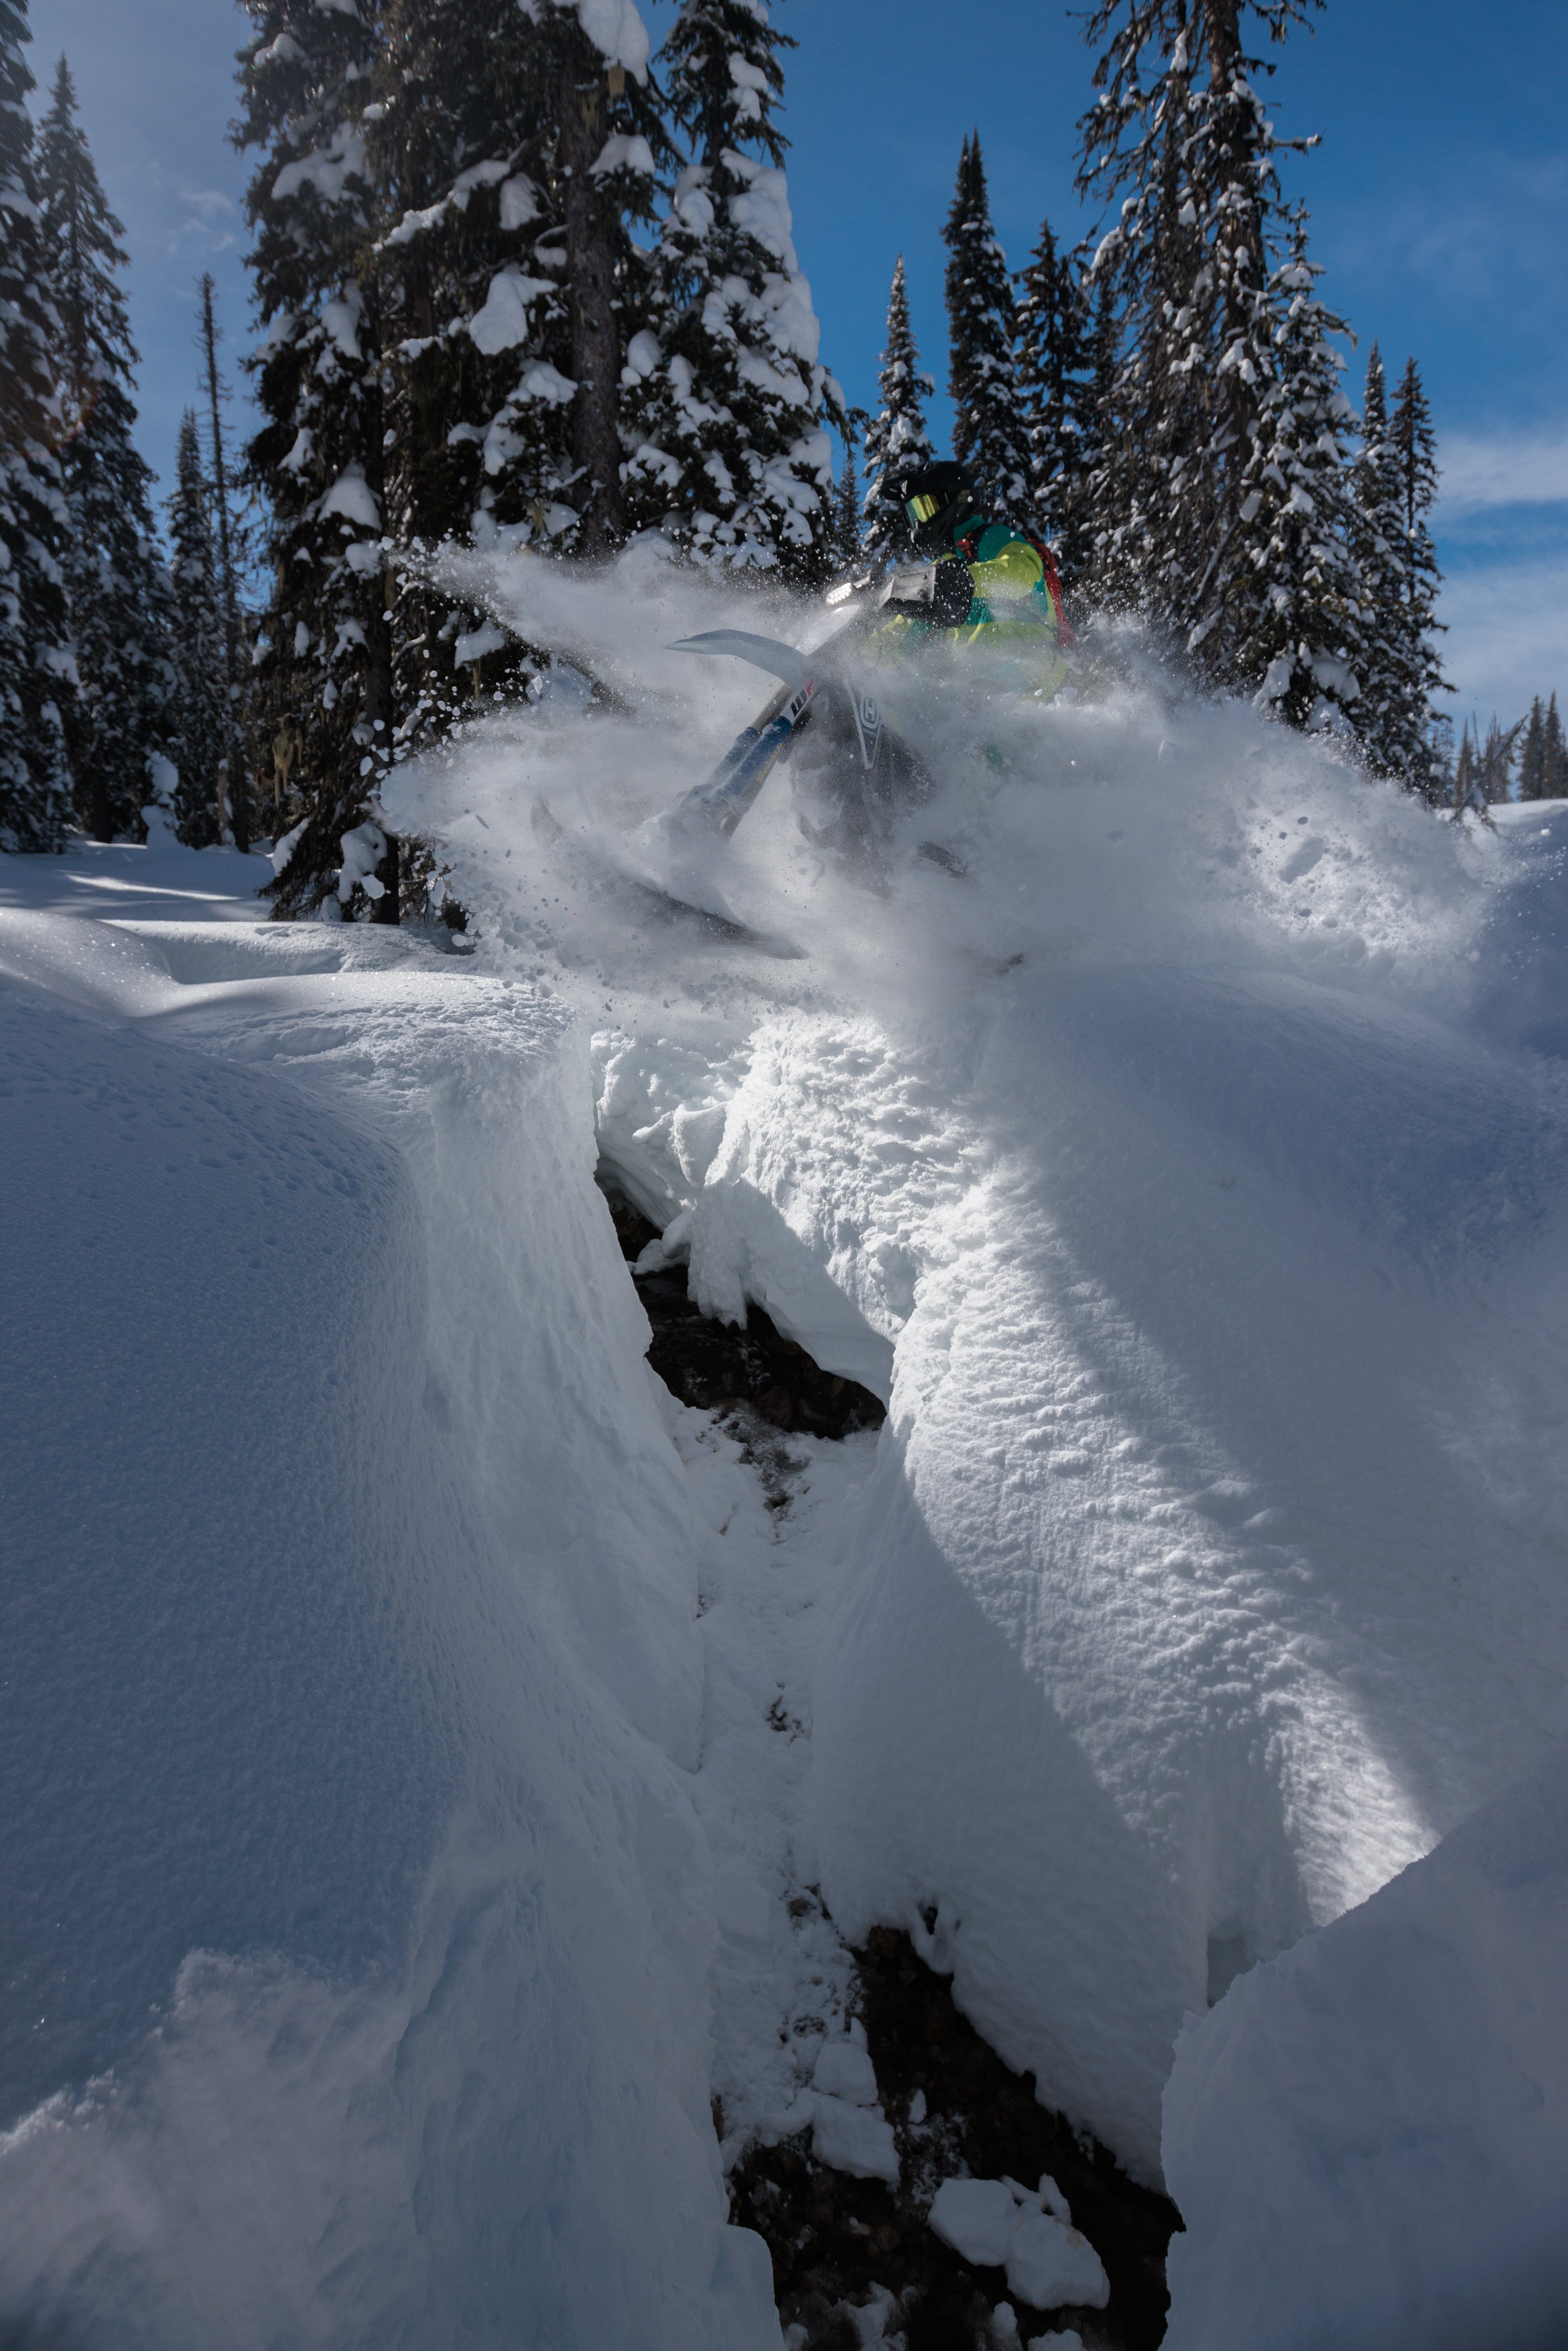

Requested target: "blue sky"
[{"left": 25, "top": 0, "right": 1567, "bottom": 722}]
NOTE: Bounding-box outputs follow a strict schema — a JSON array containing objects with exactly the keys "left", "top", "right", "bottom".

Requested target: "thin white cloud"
[
  {"left": 181, "top": 188, "right": 237, "bottom": 220},
  {"left": 1437, "top": 429, "right": 1568, "bottom": 519},
  {"left": 1438, "top": 557, "right": 1568, "bottom": 718}
]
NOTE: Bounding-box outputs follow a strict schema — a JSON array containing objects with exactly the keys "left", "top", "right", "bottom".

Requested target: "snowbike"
[
  {"left": 531, "top": 580, "right": 962, "bottom": 952},
  {"left": 661, "top": 584, "right": 935, "bottom": 866}
]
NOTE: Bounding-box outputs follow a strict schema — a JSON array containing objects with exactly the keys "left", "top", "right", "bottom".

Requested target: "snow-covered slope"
[
  {"left": 9, "top": 594, "right": 1568, "bottom": 2341},
  {"left": 383, "top": 554, "right": 1568, "bottom": 2189},
  {"left": 1162, "top": 1734, "right": 1568, "bottom": 2351},
  {"left": 0, "top": 834, "right": 779, "bottom": 2350}
]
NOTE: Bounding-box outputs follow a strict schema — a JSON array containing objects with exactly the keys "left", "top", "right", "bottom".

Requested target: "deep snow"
[
  {"left": 1162, "top": 1730, "right": 1568, "bottom": 2351},
  {"left": 384, "top": 548, "right": 1568, "bottom": 2177},
  {"left": 0, "top": 832, "right": 779, "bottom": 2348},
  {"left": 6, "top": 547, "right": 1568, "bottom": 2346}
]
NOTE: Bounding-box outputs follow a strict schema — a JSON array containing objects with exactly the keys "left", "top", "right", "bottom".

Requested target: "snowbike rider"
[
  {"left": 871, "top": 460, "right": 1073, "bottom": 700},
  {"left": 787, "top": 461, "right": 1073, "bottom": 870}
]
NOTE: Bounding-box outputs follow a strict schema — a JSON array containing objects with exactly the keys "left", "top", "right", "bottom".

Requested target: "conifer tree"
[
  {"left": 239, "top": 0, "right": 395, "bottom": 913},
  {"left": 623, "top": 0, "right": 838, "bottom": 576},
  {"left": 860, "top": 254, "right": 935, "bottom": 563},
  {"left": 196, "top": 275, "right": 249, "bottom": 850},
  {"left": 1015, "top": 215, "right": 1095, "bottom": 574},
  {"left": 165, "top": 410, "right": 229, "bottom": 848},
  {"left": 36, "top": 56, "right": 174, "bottom": 841},
  {"left": 0, "top": 0, "right": 72, "bottom": 850},
  {"left": 942, "top": 134, "right": 1033, "bottom": 526},
  {"left": 1518, "top": 696, "right": 1547, "bottom": 802},
  {"left": 1388, "top": 355, "right": 1447, "bottom": 798},
  {"left": 1349, "top": 344, "right": 1415, "bottom": 777},
  {"left": 1231, "top": 214, "right": 1363, "bottom": 729},
  {"left": 1542, "top": 693, "right": 1567, "bottom": 800},
  {"left": 1076, "top": 1, "right": 1315, "bottom": 676},
  {"left": 832, "top": 440, "right": 861, "bottom": 571},
  {"left": 370, "top": 0, "right": 664, "bottom": 757}
]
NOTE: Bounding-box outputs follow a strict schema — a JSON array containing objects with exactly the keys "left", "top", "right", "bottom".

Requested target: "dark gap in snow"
[
  {"left": 729, "top": 1927, "right": 1179, "bottom": 2351},
  {"left": 598, "top": 1180, "right": 887, "bottom": 1442}
]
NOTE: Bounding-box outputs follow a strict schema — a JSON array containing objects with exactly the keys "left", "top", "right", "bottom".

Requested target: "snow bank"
[
  {"left": 387, "top": 551, "right": 1568, "bottom": 2196},
  {"left": 0, "top": 847, "right": 779, "bottom": 2349},
  {"left": 1162, "top": 1737, "right": 1568, "bottom": 2351}
]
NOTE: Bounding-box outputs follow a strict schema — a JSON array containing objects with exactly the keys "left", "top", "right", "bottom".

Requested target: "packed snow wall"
[
  {"left": 387, "top": 546, "right": 1568, "bottom": 2189},
  {"left": 0, "top": 905, "right": 779, "bottom": 2350},
  {"left": 1161, "top": 1733, "right": 1568, "bottom": 2351}
]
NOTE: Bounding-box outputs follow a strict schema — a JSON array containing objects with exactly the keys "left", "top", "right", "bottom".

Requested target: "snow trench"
[
  {"left": 8, "top": 546, "right": 1568, "bottom": 2345},
  {"left": 383, "top": 549, "right": 1568, "bottom": 2205},
  {"left": 0, "top": 893, "right": 779, "bottom": 2350}
]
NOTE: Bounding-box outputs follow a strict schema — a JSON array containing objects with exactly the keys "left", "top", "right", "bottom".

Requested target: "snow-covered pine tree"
[
  {"left": 1076, "top": 0, "right": 1314, "bottom": 677},
  {"left": 860, "top": 255, "right": 935, "bottom": 564},
  {"left": 942, "top": 134, "right": 1033, "bottom": 527},
  {"left": 1541, "top": 692, "right": 1568, "bottom": 800},
  {"left": 623, "top": 0, "right": 838, "bottom": 578},
  {"left": 1348, "top": 343, "right": 1415, "bottom": 778},
  {"left": 196, "top": 275, "right": 251, "bottom": 852},
  {"left": 832, "top": 439, "right": 861, "bottom": 571},
  {"left": 1230, "top": 212, "right": 1363, "bottom": 730},
  {"left": 1014, "top": 214, "right": 1095, "bottom": 576},
  {"left": 0, "top": 0, "right": 72, "bottom": 851},
  {"left": 165, "top": 409, "right": 230, "bottom": 848},
  {"left": 371, "top": 0, "right": 573, "bottom": 757},
  {"left": 1518, "top": 695, "right": 1547, "bottom": 802},
  {"left": 1388, "top": 355, "right": 1447, "bottom": 798},
  {"left": 371, "top": 0, "right": 666, "bottom": 751},
  {"left": 1482, "top": 713, "right": 1522, "bottom": 804},
  {"left": 239, "top": 0, "right": 397, "bottom": 915},
  {"left": 36, "top": 55, "right": 174, "bottom": 842}
]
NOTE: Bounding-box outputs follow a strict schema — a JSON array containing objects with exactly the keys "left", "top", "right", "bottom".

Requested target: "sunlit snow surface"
[
  {"left": 386, "top": 548, "right": 1568, "bottom": 2171},
  {"left": 4, "top": 536, "right": 1568, "bottom": 2346},
  {"left": 0, "top": 832, "right": 778, "bottom": 2350}
]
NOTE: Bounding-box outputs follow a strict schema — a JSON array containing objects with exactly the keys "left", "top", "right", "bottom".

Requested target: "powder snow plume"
[{"left": 388, "top": 542, "right": 1568, "bottom": 2180}]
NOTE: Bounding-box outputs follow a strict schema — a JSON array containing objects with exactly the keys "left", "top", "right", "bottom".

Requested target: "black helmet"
[{"left": 903, "top": 462, "right": 982, "bottom": 556}]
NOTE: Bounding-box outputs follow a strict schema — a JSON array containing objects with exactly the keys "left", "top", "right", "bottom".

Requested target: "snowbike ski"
[{"left": 530, "top": 584, "right": 941, "bottom": 948}]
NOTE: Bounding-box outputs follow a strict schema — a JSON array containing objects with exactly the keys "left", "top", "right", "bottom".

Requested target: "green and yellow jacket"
[{"left": 867, "top": 521, "right": 1073, "bottom": 700}]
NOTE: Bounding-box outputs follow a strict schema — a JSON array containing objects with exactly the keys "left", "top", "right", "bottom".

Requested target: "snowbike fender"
[{"left": 668, "top": 629, "right": 819, "bottom": 692}]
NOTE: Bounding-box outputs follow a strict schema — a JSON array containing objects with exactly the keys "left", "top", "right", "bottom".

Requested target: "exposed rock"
[
  {"left": 730, "top": 1929, "right": 1178, "bottom": 2350},
  {"left": 600, "top": 1181, "right": 885, "bottom": 1441}
]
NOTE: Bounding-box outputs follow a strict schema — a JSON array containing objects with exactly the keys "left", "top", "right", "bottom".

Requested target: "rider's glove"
[{"left": 880, "top": 559, "right": 974, "bottom": 627}]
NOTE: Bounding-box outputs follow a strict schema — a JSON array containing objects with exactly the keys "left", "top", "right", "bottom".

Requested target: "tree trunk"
[
  {"left": 370, "top": 832, "right": 401, "bottom": 923},
  {"left": 556, "top": 64, "right": 624, "bottom": 558}
]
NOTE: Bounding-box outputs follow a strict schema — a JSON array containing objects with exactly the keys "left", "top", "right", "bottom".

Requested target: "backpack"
[{"left": 955, "top": 525, "right": 1080, "bottom": 651}]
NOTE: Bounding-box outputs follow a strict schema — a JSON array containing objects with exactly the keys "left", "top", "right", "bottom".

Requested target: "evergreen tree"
[
  {"left": 1514, "top": 691, "right": 1561, "bottom": 804},
  {"left": 36, "top": 56, "right": 174, "bottom": 842},
  {"left": 832, "top": 438, "right": 861, "bottom": 571},
  {"left": 165, "top": 410, "right": 229, "bottom": 847},
  {"left": 1388, "top": 355, "right": 1447, "bottom": 798},
  {"left": 239, "top": 0, "right": 395, "bottom": 913},
  {"left": 1230, "top": 214, "right": 1363, "bottom": 729},
  {"left": 0, "top": 0, "right": 72, "bottom": 850},
  {"left": 623, "top": 0, "right": 838, "bottom": 576},
  {"left": 1076, "top": 1, "right": 1315, "bottom": 678},
  {"left": 196, "top": 275, "right": 249, "bottom": 850},
  {"left": 1349, "top": 344, "right": 1415, "bottom": 778},
  {"left": 1015, "top": 215, "right": 1094, "bottom": 574},
  {"left": 942, "top": 133, "right": 1033, "bottom": 526},
  {"left": 1536, "top": 692, "right": 1568, "bottom": 800},
  {"left": 1518, "top": 695, "right": 1547, "bottom": 802},
  {"left": 860, "top": 254, "right": 935, "bottom": 563},
  {"left": 370, "top": 0, "right": 665, "bottom": 761},
  {"left": 1453, "top": 712, "right": 1521, "bottom": 814}
]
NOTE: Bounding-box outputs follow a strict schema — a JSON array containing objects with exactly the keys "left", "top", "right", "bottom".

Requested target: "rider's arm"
[{"left": 880, "top": 559, "right": 974, "bottom": 626}]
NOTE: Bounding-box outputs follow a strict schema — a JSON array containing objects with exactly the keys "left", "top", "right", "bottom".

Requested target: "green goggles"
[{"left": 905, "top": 491, "right": 944, "bottom": 526}]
